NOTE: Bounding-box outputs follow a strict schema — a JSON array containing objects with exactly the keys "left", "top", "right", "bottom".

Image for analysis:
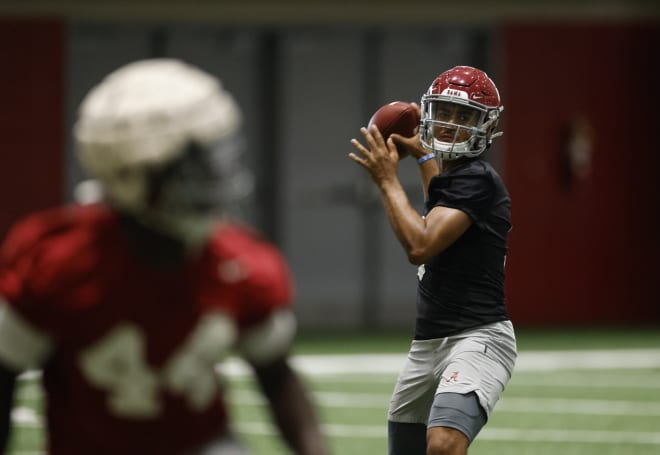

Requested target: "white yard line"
[
  {"left": 496, "top": 397, "right": 660, "bottom": 416},
  {"left": 510, "top": 375, "right": 660, "bottom": 389},
  {"left": 12, "top": 413, "right": 660, "bottom": 447},
  {"left": 228, "top": 389, "right": 660, "bottom": 417},
  {"left": 17, "top": 348, "right": 660, "bottom": 381},
  {"left": 237, "top": 421, "right": 660, "bottom": 445},
  {"left": 513, "top": 349, "right": 660, "bottom": 371},
  {"left": 219, "top": 348, "right": 660, "bottom": 377},
  {"left": 479, "top": 427, "right": 660, "bottom": 445},
  {"left": 13, "top": 348, "right": 660, "bottom": 449},
  {"left": 16, "top": 392, "right": 660, "bottom": 425},
  {"left": 10, "top": 407, "right": 40, "bottom": 426}
]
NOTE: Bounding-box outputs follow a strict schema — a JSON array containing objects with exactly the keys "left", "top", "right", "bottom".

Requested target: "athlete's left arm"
[
  {"left": 0, "top": 363, "right": 16, "bottom": 455},
  {"left": 252, "top": 355, "right": 328, "bottom": 455},
  {"left": 235, "top": 309, "right": 328, "bottom": 455},
  {"left": 0, "top": 301, "right": 52, "bottom": 455}
]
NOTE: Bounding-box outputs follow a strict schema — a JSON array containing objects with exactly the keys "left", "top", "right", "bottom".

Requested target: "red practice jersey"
[{"left": 0, "top": 204, "right": 294, "bottom": 455}]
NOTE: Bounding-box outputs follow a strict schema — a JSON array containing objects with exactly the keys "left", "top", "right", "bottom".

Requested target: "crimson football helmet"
[
  {"left": 74, "top": 59, "right": 246, "bottom": 247},
  {"left": 420, "top": 66, "right": 503, "bottom": 160}
]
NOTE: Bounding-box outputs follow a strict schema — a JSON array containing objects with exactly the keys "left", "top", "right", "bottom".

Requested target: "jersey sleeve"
[
  {"left": 235, "top": 244, "right": 296, "bottom": 364},
  {"left": 207, "top": 226, "right": 297, "bottom": 365},
  {"left": 233, "top": 240, "right": 294, "bottom": 324},
  {"left": 426, "top": 166, "right": 494, "bottom": 226},
  {"left": 234, "top": 309, "right": 297, "bottom": 366}
]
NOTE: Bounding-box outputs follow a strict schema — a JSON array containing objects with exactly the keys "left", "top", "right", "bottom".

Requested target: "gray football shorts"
[{"left": 387, "top": 320, "right": 517, "bottom": 442}]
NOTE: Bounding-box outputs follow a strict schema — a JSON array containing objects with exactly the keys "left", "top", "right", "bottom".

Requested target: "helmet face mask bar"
[
  {"left": 420, "top": 66, "right": 503, "bottom": 161},
  {"left": 137, "top": 134, "right": 247, "bottom": 244}
]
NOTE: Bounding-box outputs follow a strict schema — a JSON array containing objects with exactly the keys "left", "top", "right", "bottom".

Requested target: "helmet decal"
[{"left": 440, "top": 88, "right": 469, "bottom": 100}]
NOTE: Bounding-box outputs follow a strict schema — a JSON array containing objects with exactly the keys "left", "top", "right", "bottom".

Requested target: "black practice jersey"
[{"left": 415, "top": 158, "right": 511, "bottom": 340}]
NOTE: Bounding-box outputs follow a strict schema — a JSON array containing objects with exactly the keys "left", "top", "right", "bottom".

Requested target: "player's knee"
[{"left": 426, "top": 427, "right": 468, "bottom": 455}]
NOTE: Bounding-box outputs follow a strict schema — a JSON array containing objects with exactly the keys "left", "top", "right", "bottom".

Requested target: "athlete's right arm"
[{"left": 0, "top": 362, "right": 16, "bottom": 455}]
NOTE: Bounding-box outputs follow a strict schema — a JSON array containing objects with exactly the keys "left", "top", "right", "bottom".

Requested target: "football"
[{"left": 367, "top": 101, "right": 420, "bottom": 157}]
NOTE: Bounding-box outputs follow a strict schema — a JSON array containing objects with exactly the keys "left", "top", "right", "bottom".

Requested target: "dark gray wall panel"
[
  {"left": 66, "top": 24, "right": 155, "bottom": 201},
  {"left": 279, "top": 29, "right": 366, "bottom": 327}
]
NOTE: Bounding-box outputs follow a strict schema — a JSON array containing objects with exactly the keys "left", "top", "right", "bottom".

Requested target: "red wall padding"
[
  {"left": 501, "top": 23, "right": 660, "bottom": 326},
  {"left": 0, "top": 18, "right": 65, "bottom": 241}
]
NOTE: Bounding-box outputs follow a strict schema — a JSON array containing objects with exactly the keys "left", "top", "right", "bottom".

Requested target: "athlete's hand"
[
  {"left": 390, "top": 131, "right": 426, "bottom": 161},
  {"left": 349, "top": 125, "right": 400, "bottom": 187}
]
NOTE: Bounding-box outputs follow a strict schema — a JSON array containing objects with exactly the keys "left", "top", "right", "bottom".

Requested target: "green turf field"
[{"left": 7, "top": 327, "right": 660, "bottom": 454}]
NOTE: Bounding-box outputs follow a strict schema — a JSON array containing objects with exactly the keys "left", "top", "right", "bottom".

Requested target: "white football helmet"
[
  {"left": 74, "top": 59, "right": 244, "bottom": 246},
  {"left": 420, "top": 66, "right": 503, "bottom": 160}
]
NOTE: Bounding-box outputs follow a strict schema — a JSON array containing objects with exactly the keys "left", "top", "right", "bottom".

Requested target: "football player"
[
  {"left": 349, "top": 66, "right": 517, "bottom": 455},
  {"left": 0, "top": 59, "right": 327, "bottom": 455}
]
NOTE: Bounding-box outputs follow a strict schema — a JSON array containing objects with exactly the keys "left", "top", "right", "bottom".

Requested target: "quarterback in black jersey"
[{"left": 350, "top": 66, "right": 517, "bottom": 455}]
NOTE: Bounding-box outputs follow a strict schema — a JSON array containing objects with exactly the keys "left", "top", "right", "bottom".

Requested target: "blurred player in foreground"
[
  {"left": 349, "top": 66, "right": 517, "bottom": 455},
  {"left": 0, "top": 59, "right": 328, "bottom": 455}
]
